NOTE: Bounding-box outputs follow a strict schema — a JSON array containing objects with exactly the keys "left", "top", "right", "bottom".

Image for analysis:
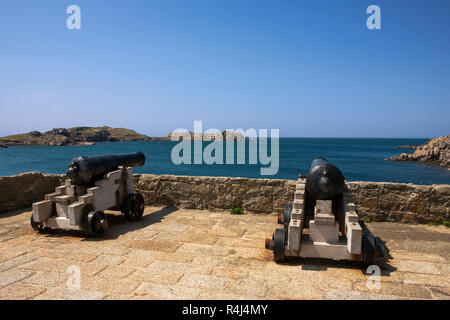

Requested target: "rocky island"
[
  {"left": 0, "top": 126, "right": 156, "bottom": 146},
  {"left": 388, "top": 134, "right": 449, "bottom": 168},
  {"left": 164, "top": 130, "right": 246, "bottom": 141},
  {"left": 0, "top": 127, "right": 248, "bottom": 147}
]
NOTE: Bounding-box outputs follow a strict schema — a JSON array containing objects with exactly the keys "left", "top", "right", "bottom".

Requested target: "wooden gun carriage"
[
  {"left": 266, "top": 157, "right": 384, "bottom": 268},
  {"left": 31, "top": 151, "right": 146, "bottom": 237}
]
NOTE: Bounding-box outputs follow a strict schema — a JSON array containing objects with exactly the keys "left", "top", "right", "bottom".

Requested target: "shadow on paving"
[
  {"left": 369, "top": 222, "right": 450, "bottom": 242},
  {"left": 0, "top": 207, "right": 32, "bottom": 219},
  {"left": 278, "top": 255, "right": 397, "bottom": 277},
  {"left": 32, "top": 206, "right": 179, "bottom": 241}
]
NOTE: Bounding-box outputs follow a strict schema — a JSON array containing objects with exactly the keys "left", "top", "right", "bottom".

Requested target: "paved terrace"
[{"left": 0, "top": 206, "right": 449, "bottom": 300}]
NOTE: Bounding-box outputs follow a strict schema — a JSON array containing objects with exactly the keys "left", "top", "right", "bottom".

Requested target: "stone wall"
[
  {"left": 0, "top": 172, "right": 64, "bottom": 213},
  {"left": 133, "top": 174, "right": 297, "bottom": 214},
  {"left": 348, "top": 182, "right": 449, "bottom": 223},
  {"left": 0, "top": 172, "right": 448, "bottom": 224},
  {"left": 133, "top": 174, "right": 449, "bottom": 224}
]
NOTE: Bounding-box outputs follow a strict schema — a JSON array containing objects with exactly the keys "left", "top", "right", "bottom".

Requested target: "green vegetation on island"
[{"left": 0, "top": 126, "right": 156, "bottom": 147}]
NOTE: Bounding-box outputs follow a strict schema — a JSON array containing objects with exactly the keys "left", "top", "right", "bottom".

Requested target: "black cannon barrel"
[
  {"left": 67, "top": 151, "right": 146, "bottom": 185},
  {"left": 306, "top": 157, "right": 345, "bottom": 200}
]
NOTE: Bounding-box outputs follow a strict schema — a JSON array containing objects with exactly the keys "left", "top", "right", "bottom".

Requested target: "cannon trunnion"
[
  {"left": 31, "top": 151, "right": 146, "bottom": 237},
  {"left": 266, "top": 157, "right": 383, "bottom": 269}
]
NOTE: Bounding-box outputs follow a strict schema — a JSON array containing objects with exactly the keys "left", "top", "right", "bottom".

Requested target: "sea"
[{"left": 1, "top": 138, "right": 449, "bottom": 185}]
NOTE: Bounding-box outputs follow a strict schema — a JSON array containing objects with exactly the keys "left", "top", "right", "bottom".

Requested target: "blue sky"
[{"left": 0, "top": 0, "right": 449, "bottom": 138}]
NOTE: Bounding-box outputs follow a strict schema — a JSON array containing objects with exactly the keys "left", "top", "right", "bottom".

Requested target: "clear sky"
[{"left": 0, "top": 0, "right": 449, "bottom": 138}]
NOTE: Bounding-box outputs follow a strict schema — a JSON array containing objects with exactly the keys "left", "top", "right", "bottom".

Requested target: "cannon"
[
  {"left": 266, "top": 157, "right": 384, "bottom": 268},
  {"left": 305, "top": 157, "right": 345, "bottom": 200},
  {"left": 67, "top": 151, "right": 146, "bottom": 185},
  {"left": 31, "top": 151, "right": 146, "bottom": 237}
]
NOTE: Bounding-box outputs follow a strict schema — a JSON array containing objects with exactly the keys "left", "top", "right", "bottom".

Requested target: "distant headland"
[
  {"left": 0, "top": 126, "right": 158, "bottom": 147},
  {"left": 0, "top": 126, "right": 246, "bottom": 147},
  {"left": 388, "top": 134, "right": 449, "bottom": 169}
]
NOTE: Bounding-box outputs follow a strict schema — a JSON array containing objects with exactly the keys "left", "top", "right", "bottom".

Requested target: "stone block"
[
  {"left": 314, "top": 213, "right": 335, "bottom": 225},
  {"left": 346, "top": 221, "right": 362, "bottom": 255},
  {"left": 345, "top": 211, "right": 359, "bottom": 224},
  {"left": 45, "top": 192, "right": 62, "bottom": 201},
  {"left": 55, "top": 185, "right": 66, "bottom": 194},
  {"left": 32, "top": 200, "right": 52, "bottom": 222},
  {"left": 65, "top": 183, "right": 88, "bottom": 196},
  {"left": 309, "top": 220, "right": 339, "bottom": 243},
  {"left": 315, "top": 200, "right": 332, "bottom": 214},
  {"left": 56, "top": 202, "right": 69, "bottom": 218},
  {"left": 291, "top": 209, "right": 302, "bottom": 220},
  {"left": 287, "top": 219, "right": 302, "bottom": 252},
  {"left": 345, "top": 202, "right": 356, "bottom": 212},
  {"left": 294, "top": 191, "right": 304, "bottom": 201},
  {"left": 299, "top": 242, "right": 356, "bottom": 261},
  {"left": 296, "top": 183, "right": 306, "bottom": 191},
  {"left": 293, "top": 199, "right": 304, "bottom": 210}
]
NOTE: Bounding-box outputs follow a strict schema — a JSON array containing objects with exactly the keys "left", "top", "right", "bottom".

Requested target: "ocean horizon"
[{"left": 1, "top": 138, "right": 449, "bottom": 185}]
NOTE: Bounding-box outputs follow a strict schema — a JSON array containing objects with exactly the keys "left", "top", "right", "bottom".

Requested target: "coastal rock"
[
  {"left": 165, "top": 130, "right": 246, "bottom": 141},
  {"left": 389, "top": 134, "right": 450, "bottom": 168}
]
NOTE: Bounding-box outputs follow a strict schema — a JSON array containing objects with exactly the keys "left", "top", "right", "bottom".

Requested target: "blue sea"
[{"left": 0, "top": 138, "right": 449, "bottom": 185}]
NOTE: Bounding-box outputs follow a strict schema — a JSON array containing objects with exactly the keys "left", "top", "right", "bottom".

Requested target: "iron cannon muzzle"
[
  {"left": 67, "top": 151, "right": 146, "bottom": 185},
  {"left": 306, "top": 157, "right": 345, "bottom": 200}
]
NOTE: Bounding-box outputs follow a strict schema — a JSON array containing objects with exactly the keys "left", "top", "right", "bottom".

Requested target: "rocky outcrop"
[
  {"left": 0, "top": 172, "right": 65, "bottom": 213},
  {"left": 0, "top": 127, "right": 250, "bottom": 146},
  {"left": 1, "top": 172, "right": 448, "bottom": 224},
  {"left": 389, "top": 135, "right": 450, "bottom": 168},
  {"left": 164, "top": 130, "right": 246, "bottom": 141},
  {"left": 0, "top": 126, "right": 154, "bottom": 146}
]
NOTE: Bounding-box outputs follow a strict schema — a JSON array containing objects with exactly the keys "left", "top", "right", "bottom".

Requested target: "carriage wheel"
[
  {"left": 123, "top": 193, "right": 145, "bottom": 221},
  {"left": 274, "top": 228, "right": 286, "bottom": 263},
  {"left": 84, "top": 211, "right": 108, "bottom": 237},
  {"left": 375, "top": 237, "right": 385, "bottom": 258},
  {"left": 30, "top": 214, "right": 49, "bottom": 233},
  {"left": 363, "top": 233, "right": 376, "bottom": 268}
]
